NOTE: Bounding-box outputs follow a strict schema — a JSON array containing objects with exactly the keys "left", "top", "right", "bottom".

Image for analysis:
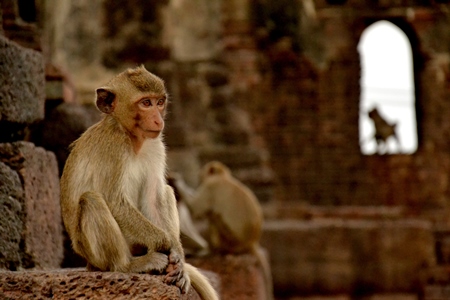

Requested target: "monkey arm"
[
  {"left": 158, "top": 185, "right": 182, "bottom": 250},
  {"left": 189, "top": 184, "right": 213, "bottom": 219},
  {"left": 160, "top": 184, "right": 191, "bottom": 293}
]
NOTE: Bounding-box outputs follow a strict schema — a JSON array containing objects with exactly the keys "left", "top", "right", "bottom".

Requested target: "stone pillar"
[
  {"left": 0, "top": 142, "right": 63, "bottom": 269},
  {"left": 0, "top": 29, "right": 63, "bottom": 270}
]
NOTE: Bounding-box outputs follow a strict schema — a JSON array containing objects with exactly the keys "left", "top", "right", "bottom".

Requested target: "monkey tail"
[
  {"left": 185, "top": 263, "right": 219, "bottom": 300},
  {"left": 252, "top": 245, "right": 274, "bottom": 300}
]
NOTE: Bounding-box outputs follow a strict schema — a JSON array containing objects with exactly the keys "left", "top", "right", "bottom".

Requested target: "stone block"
[
  {"left": 0, "top": 269, "right": 218, "bottom": 299},
  {"left": 0, "top": 35, "right": 45, "bottom": 125},
  {"left": 424, "top": 285, "right": 450, "bottom": 300},
  {"left": 262, "top": 219, "right": 435, "bottom": 296},
  {"left": 0, "top": 162, "right": 24, "bottom": 270},
  {"left": 0, "top": 142, "right": 63, "bottom": 269},
  {"left": 168, "top": 0, "right": 221, "bottom": 62},
  {"left": 188, "top": 253, "right": 267, "bottom": 300}
]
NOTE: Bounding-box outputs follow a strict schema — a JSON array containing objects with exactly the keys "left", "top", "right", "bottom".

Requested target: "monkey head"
[
  {"left": 200, "top": 161, "right": 231, "bottom": 182},
  {"left": 95, "top": 65, "right": 168, "bottom": 140}
]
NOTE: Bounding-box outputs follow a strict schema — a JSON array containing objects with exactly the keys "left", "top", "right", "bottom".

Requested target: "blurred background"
[{"left": 3, "top": 0, "right": 450, "bottom": 299}]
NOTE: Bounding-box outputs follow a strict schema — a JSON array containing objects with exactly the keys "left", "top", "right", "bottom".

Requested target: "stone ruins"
[{"left": 2, "top": 0, "right": 450, "bottom": 299}]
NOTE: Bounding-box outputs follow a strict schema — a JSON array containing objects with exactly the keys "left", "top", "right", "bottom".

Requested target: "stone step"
[
  {"left": 277, "top": 295, "right": 417, "bottom": 300},
  {"left": 188, "top": 253, "right": 269, "bottom": 300},
  {"left": 264, "top": 203, "right": 407, "bottom": 220},
  {"left": 262, "top": 218, "right": 435, "bottom": 296},
  {"left": 0, "top": 268, "right": 219, "bottom": 299}
]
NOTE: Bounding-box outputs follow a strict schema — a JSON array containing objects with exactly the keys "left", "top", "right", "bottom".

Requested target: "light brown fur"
[
  {"left": 190, "top": 161, "right": 273, "bottom": 300},
  {"left": 60, "top": 66, "right": 218, "bottom": 300}
]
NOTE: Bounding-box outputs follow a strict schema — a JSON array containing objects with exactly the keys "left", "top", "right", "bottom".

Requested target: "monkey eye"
[
  {"left": 157, "top": 98, "right": 166, "bottom": 106},
  {"left": 141, "top": 99, "right": 152, "bottom": 107}
]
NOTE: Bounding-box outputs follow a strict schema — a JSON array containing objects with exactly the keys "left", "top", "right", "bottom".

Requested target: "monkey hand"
[
  {"left": 164, "top": 251, "right": 190, "bottom": 294},
  {"left": 129, "top": 251, "right": 169, "bottom": 273}
]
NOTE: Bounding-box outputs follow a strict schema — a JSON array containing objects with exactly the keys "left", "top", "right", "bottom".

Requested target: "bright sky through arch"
[{"left": 358, "top": 20, "right": 417, "bottom": 155}]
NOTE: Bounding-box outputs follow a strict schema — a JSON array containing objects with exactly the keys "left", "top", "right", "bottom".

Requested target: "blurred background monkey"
[
  {"left": 368, "top": 107, "right": 401, "bottom": 153},
  {"left": 187, "top": 161, "right": 274, "bottom": 300},
  {"left": 60, "top": 66, "right": 218, "bottom": 300},
  {"left": 167, "top": 172, "right": 209, "bottom": 256}
]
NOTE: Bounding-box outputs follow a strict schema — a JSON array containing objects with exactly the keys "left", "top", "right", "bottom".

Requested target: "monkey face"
[
  {"left": 95, "top": 66, "right": 170, "bottom": 151},
  {"left": 132, "top": 95, "right": 166, "bottom": 139}
]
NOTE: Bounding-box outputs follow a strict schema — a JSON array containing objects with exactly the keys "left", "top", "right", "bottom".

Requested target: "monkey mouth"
[{"left": 144, "top": 129, "right": 162, "bottom": 138}]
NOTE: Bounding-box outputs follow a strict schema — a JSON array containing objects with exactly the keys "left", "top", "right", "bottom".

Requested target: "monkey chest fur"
[{"left": 122, "top": 140, "right": 166, "bottom": 227}]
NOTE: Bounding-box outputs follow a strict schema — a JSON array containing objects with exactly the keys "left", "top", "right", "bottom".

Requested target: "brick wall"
[{"left": 222, "top": 1, "right": 450, "bottom": 209}]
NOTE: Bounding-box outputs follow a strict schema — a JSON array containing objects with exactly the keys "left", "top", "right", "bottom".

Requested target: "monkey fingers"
[
  {"left": 164, "top": 252, "right": 185, "bottom": 286},
  {"left": 165, "top": 266, "right": 188, "bottom": 294},
  {"left": 175, "top": 276, "right": 188, "bottom": 294},
  {"left": 164, "top": 261, "right": 183, "bottom": 283}
]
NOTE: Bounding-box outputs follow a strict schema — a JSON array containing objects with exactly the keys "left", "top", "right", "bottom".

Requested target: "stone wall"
[
  {"left": 0, "top": 8, "right": 63, "bottom": 269},
  {"left": 221, "top": 1, "right": 450, "bottom": 209},
  {"left": 6, "top": 0, "right": 450, "bottom": 298},
  {"left": 0, "top": 142, "right": 63, "bottom": 269},
  {"left": 0, "top": 35, "right": 45, "bottom": 141}
]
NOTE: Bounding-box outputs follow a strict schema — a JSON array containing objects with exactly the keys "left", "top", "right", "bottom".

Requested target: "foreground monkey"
[
  {"left": 189, "top": 161, "right": 274, "bottom": 300},
  {"left": 60, "top": 66, "right": 218, "bottom": 300}
]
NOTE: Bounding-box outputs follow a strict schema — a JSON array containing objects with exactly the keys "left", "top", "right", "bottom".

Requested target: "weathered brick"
[
  {"left": 0, "top": 142, "right": 63, "bottom": 269},
  {"left": 0, "top": 162, "right": 23, "bottom": 270},
  {"left": 188, "top": 254, "right": 267, "bottom": 300},
  {"left": 0, "top": 35, "right": 45, "bottom": 125},
  {"left": 0, "top": 269, "right": 218, "bottom": 299},
  {"left": 262, "top": 219, "right": 435, "bottom": 296}
]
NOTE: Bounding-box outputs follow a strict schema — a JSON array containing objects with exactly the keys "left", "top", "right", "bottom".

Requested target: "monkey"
[
  {"left": 167, "top": 173, "right": 209, "bottom": 256},
  {"left": 367, "top": 107, "right": 401, "bottom": 153},
  {"left": 187, "top": 161, "right": 274, "bottom": 300},
  {"left": 60, "top": 66, "right": 218, "bottom": 300}
]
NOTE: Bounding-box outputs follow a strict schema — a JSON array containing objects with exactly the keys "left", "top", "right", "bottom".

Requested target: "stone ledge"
[
  {"left": 0, "top": 268, "right": 218, "bottom": 299},
  {"left": 188, "top": 253, "right": 267, "bottom": 300},
  {"left": 262, "top": 218, "right": 435, "bottom": 296}
]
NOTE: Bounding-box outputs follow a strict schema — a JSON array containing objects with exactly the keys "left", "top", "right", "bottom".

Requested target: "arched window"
[{"left": 358, "top": 20, "right": 417, "bottom": 155}]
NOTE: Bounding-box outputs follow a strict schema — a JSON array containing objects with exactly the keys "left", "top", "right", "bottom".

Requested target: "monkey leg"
[
  {"left": 76, "top": 191, "right": 170, "bottom": 273},
  {"left": 76, "top": 191, "right": 131, "bottom": 272},
  {"left": 107, "top": 197, "right": 172, "bottom": 273}
]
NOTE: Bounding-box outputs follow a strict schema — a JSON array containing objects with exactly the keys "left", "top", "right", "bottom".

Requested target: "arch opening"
[{"left": 358, "top": 20, "right": 417, "bottom": 155}]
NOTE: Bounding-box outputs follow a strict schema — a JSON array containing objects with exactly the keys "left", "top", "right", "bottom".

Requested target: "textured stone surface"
[
  {"left": 0, "top": 142, "right": 63, "bottom": 269},
  {"left": 188, "top": 253, "right": 267, "bottom": 300},
  {"left": 0, "top": 35, "right": 45, "bottom": 124},
  {"left": 278, "top": 295, "right": 417, "bottom": 300},
  {"left": 216, "top": 0, "right": 450, "bottom": 210},
  {"left": 262, "top": 219, "right": 435, "bottom": 296},
  {"left": 32, "top": 102, "right": 101, "bottom": 174},
  {"left": 0, "top": 269, "right": 212, "bottom": 299},
  {"left": 424, "top": 285, "right": 450, "bottom": 300},
  {"left": 0, "top": 162, "right": 24, "bottom": 270},
  {"left": 165, "top": 0, "right": 221, "bottom": 61}
]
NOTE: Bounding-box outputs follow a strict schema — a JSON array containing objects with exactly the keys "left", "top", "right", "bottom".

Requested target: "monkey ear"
[
  {"left": 96, "top": 88, "right": 116, "bottom": 114},
  {"left": 208, "top": 165, "right": 217, "bottom": 175}
]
